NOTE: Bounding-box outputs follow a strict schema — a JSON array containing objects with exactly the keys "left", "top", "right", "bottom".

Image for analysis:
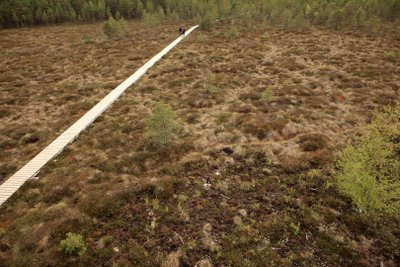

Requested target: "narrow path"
[{"left": 0, "top": 25, "right": 199, "bottom": 207}]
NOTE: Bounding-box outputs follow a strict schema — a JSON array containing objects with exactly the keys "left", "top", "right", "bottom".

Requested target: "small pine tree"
[
  {"left": 328, "top": 8, "right": 345, "bottom": 30},
  {"left": 103, "top": 17, "right": 116, "bottom": 38},
  {"left": 136, "top": 0, "right": 144, "bottom": 17},
  {"left": 146, "top": 0, "right": 154, "bottom": 13},
  {"left": 156, "top": 5, "right": 165, "bottom": 21},
  {"left": 115, "top": 10, "right": 121, "bottom": 19},
  {"left": 58, "top": 233, "right": 87, "bottom": 257},
  {"left": 289, "top": 13, "right": 309, "bottom": 31},
  {"left": 305, "top": 3, "right": 312, "bottom": 17},
  {"left": 225, "top": 25, "right": 239, "bottom": 39},
  {"left": 97, "top": 0, "right": 106, "bottom": 19},
  {"left": 117, "top": 17, "right": 128, "bottom": 35},
  {"left": 365, "top": 15, "right": 381, "bottom": 33},
  {"left": 103, "top": 17, "right": 128, "bottom": 38},
  {"left": 42, "top": 11, "right": 48, "bottom": 24},
  {"left": 352, "top": 7, "right": 366, "bottom": 27},
  {"left": 336, "top": 103, "right": 400, "bottom": 215},
  {"left": 199, "top": 8, "right": 218, "bottom": 31},
  {"left": 142, "top": 10, "right": 161, "bottom": 28},
  {"left": 281, "top": 9, "right": 293, "bottom": 29},
  {"left": 145, "top": 102, "right": 179, "bottom": 146}
]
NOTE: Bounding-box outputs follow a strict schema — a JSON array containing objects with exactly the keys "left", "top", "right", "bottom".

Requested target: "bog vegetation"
[
  {"left": 0, "top": 0, "right": 399, "bottom": 265},
  {"left": 1, "top": 0, "right": 400, "bottom": 30}
]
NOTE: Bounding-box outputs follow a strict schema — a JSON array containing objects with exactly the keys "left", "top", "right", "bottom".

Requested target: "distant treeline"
[{"left": 0, "top": 0, "right": 399, "bottom": 28}]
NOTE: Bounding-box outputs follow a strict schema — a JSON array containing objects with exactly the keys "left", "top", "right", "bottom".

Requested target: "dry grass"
[{"left": 0, "top": 21, "right": 399, "bottom": 266}]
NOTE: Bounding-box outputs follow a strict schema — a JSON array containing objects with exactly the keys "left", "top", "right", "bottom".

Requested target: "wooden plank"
[{"left": 0, "top": 26, "right": 199, "bottom": 208}]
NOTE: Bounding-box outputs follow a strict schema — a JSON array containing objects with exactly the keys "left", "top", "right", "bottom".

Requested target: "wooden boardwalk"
[{"left": 0, "top": 25, "right": 199, "bottom": 207}]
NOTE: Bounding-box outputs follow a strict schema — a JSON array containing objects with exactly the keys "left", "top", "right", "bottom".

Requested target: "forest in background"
[{"left": 1, "top": 0, "right": 400, "bottom": 29}]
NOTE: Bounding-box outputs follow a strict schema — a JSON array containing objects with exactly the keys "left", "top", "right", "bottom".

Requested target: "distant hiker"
[{"left": 179, "top": 27, "right": 186, "bottom": 36}]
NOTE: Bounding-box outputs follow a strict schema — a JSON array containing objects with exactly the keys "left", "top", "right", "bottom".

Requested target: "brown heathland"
[{"left": 0, "top": 21, "right": 399, "bottom": 266}]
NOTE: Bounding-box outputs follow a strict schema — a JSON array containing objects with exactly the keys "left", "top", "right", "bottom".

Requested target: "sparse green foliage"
[
  {"left": 235, "top": 1, "right": 258, "bottom": 24},
  {"left": 305, "top": 4, "right": 312, "bottom": 16},
  {"left": 289, "top": 222, "right": 300, "bottom": 235},
  {"left": 365, "top": 15, "right": 381, "bottom": 33},
  {"left": 352, "top": 7, "right": 367, "bottom": 27},
  {"left": 58, "top": 233, "right": 87, "bottom": 257},
  {"left": 178, "top": 202, "right": 190, "bottom": 222},
  {"left": 290, "top": 13, "right": 309, "bottom": 31},
  {"left": 83, "top": 35, "right": 94, "bottom": 44},
  {"left": 336, "top": 103, "right": 400, "bottom": 215},
  {"left": 142, "top": 10, "right": 163, "bottom": 28},
  {"left": 328, "top": 8, "right": 345, "bottom": 30},
  {"left": 199, "top": 8, "right": 218, "bottom": 31},
  {"left": 225, "top": 25, "right": 240, "bottom": 39},
  {"left": 281, "top": 9, "right": 293, "bottom": 29},
  {"left": 203, "top": 74, "right": 219, "bottom": 94},
  {"left": 145, "top": 102, "right": 179, "bottom": 146},
  {"left": 261, "top": 87, "right": 275, "bottom": 103},
  {"left": 384, "top": 51, "right": 399, "bottom": 63},
  {"left": 307, "top": 168, "right": 322, "bottom": 179}
]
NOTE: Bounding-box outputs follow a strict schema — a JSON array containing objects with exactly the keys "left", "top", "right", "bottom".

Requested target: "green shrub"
[
  {"left": 352, "top": 7, "right": 366, "bottom": 27},
  {"left": 261, "top": 87, "right": 275, "bottom": 103},
  {"left": 235, "top": 1, "right": 257, "bottom": 25},
  {"left": 328, "top": 8, "right": 345, "bottom": 30},
  {"left": 305, "top": 3, "right": 312, "bottom": 17},
  {"left": 103, "top": 17, "right": 128, "bottom": 38},
  {"left": 83, "top": 35, "right": 94, "bottom": 44},
  {"left": 336, "top": 103, "right": 400, "bottom": 215},
  {"left": 203, "top": 74, "right": 219, "bottom": 94},
  {"left": 365, "top": 15, "right": 381, "bottom": 33},
  {"left": 289, "top": 13, "right": 309, "bottom": 31},
  {"left": 289, "top": 222, "right": 300, "bottom": 235},
  {"left": 225, "top": 25, "right": 240, "bottom": 39},
  {"left": 281, "top": 9, "right": 293, "bottom": 29},
  {"left": 142, "top": 10, "right": 163, "bottom": 28},
  {"left": 58, "top": 232, "right": 87, "bottom": 256},
  {"left": 103, "top": 17, "right": 117, "bottom": 38},
  {"left": 199, "top": 8, "right": 218, "bottom": 31},
  {"left": 145, "top": 102, "right": 179, "bottom": 146}
]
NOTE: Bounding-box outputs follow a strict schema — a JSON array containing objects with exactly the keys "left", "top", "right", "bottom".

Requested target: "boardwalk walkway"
[{"left": 0, "top": 25, "right": 199, "bottom": 207}]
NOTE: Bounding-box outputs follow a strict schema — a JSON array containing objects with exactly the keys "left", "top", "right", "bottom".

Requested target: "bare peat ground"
[{"left": 0, "top": 21, "right": 399, "bottom": 266}]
